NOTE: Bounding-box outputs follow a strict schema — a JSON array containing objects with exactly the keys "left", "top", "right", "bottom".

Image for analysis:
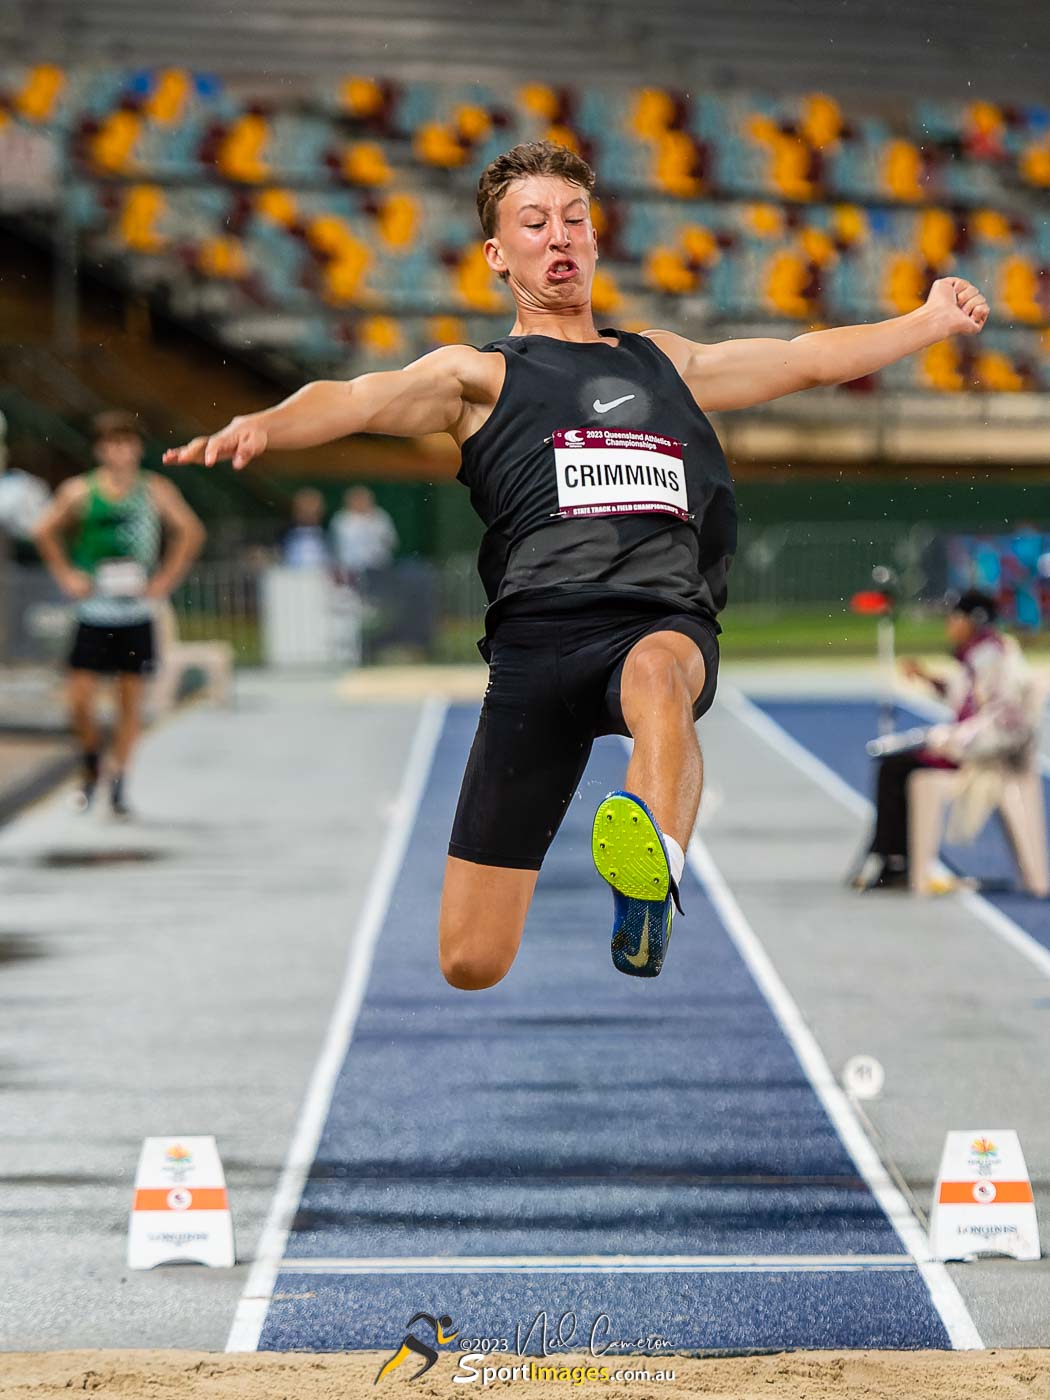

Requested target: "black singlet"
[{"left": 456, "top": 329, "right": 737, "bottom": 632}]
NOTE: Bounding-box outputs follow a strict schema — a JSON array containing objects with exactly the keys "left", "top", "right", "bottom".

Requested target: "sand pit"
[{"left": 2, "top": 1349, "right": 1050, "bottom": 1399}]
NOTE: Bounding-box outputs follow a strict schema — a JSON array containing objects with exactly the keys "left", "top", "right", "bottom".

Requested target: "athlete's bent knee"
[
  {"left": 439, "top": 946, "right": 514, "bottom": 991},
  {"left": 625, "top": 646, "right": 692, "bottom": 706}
]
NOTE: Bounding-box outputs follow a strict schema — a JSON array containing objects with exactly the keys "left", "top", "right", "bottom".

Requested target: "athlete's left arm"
[
  {"left": 648, "top": 276, "right": 989, "bottom": 412},
  {"left": 145, "top": 475, "right": 207, "bottom": 598}
]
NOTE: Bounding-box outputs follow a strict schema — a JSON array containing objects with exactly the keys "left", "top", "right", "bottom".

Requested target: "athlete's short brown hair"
[
  {"left": 92, "top": 409, "right": 142, "bottom": 443},
  {"left": 476, "top": 141, "right": 596, "bottom": 238}
]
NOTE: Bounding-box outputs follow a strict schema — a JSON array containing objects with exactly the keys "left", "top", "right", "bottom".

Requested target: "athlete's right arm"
[
  {"left": 162, "top": 344, "right": 489, "bottom": 471},
  {"left": 31, "top": 478, "right": 92, "bottom": 598}
]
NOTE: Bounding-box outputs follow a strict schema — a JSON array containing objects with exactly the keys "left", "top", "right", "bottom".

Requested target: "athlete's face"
[
  {"left": 94, "top": 432, "right": 143, "bottom": 475},
  {"left": 484, "top": 176, "right": 598, "bottom": 310}
]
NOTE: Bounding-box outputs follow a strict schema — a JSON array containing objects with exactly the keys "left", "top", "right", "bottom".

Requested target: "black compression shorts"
[
  {"left": 69, "top": 620, "right": 155, "bottom": 676},
  {"left": 448, "top": 595, "right": 720, "bottom": 871}
]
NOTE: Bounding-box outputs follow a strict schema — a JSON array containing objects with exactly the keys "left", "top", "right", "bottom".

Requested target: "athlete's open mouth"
[{"left": 545, "top": 258, "right": 579, "bottom": 283}]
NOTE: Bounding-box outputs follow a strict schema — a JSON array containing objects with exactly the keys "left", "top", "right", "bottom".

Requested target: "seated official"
[{"left": 857, "top": 590, "right": 1036, "bottom": 890}]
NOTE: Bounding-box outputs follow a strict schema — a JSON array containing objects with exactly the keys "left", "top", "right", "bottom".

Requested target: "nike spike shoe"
[{"left": 592, "top": 791, "right": 681, "bottom": 978}]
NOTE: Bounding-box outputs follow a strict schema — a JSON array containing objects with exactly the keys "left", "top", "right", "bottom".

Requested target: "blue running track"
[
  {"left": 754, "top": 698, "right": 1050, "bottom": 953},
  {"left": 256, "top": 704, "right": 954, "bottom": 1352}
]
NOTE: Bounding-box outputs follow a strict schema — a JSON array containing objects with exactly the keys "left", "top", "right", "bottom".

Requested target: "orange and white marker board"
[
  {"left": 127, "top": 1136, "right": 235, "bottom": 1269},
  {"left": 929, "top": 1130, "right": 1039, "bottom": 1261}
]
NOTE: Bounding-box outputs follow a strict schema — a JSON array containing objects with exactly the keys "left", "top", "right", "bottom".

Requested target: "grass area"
[
  {"left": 721, "top": 606, "right": 1050, "bottom": 659},
  {"left": 174, "top": 605, "right": 1050, "bottom": 668},
  {"left": 434, "top": 606, "right": 1050, "bottom": 666}
]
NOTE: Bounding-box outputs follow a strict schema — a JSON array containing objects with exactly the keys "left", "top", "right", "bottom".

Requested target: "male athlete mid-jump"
[{"left": 165, "top": 141, "right": 989, "bottom": 990}]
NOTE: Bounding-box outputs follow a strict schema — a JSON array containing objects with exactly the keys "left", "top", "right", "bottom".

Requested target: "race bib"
[
  {"left": 553, "top": 429, "right": 689, "bottom": 521},
  {"left": 96, "top": 559, "right": 147, "bottom": 598}
]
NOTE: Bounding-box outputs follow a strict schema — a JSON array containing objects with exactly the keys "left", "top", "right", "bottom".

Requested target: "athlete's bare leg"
[
  {"left": 438, "top": 857, "right": 538, "bottom": 990},
  {"left": 439, "top": 632, "right": 704, "bottom": 990},
  {"left": 619, "top": 631, "right": 706, "bottom": 850},
  {"left": 68, "top": 670, "right": 102, "bottom": 754},
  {"left": 112, "top": 673, "right": 144, "bottom": 774}
]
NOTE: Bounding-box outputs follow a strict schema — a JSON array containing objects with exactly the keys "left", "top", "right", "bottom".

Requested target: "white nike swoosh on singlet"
[{"left": 593, "top": 394, "right": 636, "bottom": 413}]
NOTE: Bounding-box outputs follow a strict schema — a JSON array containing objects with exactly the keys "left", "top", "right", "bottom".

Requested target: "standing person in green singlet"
[{"left": 33, "top": 411, "right": 206, "bottom": 817}]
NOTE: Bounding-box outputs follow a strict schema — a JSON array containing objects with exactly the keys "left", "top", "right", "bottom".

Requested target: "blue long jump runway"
[
  {"left": 253, "top": 703, "right": 956, "bottom": 1352},
  {"left": 753, "top": 698, "right": 1050, "bottom": 953}
]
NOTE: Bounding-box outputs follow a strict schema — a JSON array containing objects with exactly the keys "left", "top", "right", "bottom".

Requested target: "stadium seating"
[{"left": 0, "top": 63, "right": 1046, "bottom": 389}]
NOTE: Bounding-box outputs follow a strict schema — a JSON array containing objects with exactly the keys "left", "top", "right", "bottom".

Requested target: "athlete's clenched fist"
[
  {"left": 925, "top": 276, "right": 990, "bottom": 336},
  {"left": 163, "top": 418, "right": 268, "bottom": 471}
]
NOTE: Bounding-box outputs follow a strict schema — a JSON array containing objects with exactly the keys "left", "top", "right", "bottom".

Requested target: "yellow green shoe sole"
[{"left": 592, "top": 792, "right": 670, "bottom": 900}]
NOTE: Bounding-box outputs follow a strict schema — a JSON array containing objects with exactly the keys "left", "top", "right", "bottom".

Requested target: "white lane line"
[
  {"left": 721, "top": 685, "right": 1050, "bottom": 981},
  {"left": 686, "top": 830, "right": 984, "bottom": 1349},
  {"left": 275, "top": 1254, "right": 914, "bottom": 1275},
  {"left": 225, "top": 696, "right": 449, "bottom": 1353}
]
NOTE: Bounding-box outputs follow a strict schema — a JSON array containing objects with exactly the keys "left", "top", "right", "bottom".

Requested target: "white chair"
[
  {"left": 150, "top": 601, "right": 234, "bottom": 714},
  {"left": 907, "top": 761, "right": 1049, "bottom": 897}
]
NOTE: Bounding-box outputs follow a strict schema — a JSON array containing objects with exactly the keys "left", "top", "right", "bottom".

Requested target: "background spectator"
[
  {"left": 281, "top": 487, "right": 330, "bottom": 569},
  {"left": 0, "top": 410, "right": 51, "bottom": 564},
  {"left": 330, "top": 485, "right": 398, "bottom": 583}
]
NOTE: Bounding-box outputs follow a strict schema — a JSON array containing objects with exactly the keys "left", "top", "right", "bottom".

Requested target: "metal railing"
[{"left": 0, "top": 522, "right": 985, "bottom": 671}]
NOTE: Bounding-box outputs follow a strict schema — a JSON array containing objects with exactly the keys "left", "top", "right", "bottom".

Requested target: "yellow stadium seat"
[
  {"left": 972, "top": 208, "right": 1011, "bottom": 242},
  {"left": 631, "top": 89, "right": 675, "bottom": 139},
  {"left": 681, "top": 225, "right": 719, "bottom": 265},
  {"left": 343, "top": 142, "right": 392, "bottom": 187},
  {"left": 886, "top": 253, "right": 926, "bottom": 313},
  {"left": 920, "top": 341, "right": 963, "bottom": 391},
  {"left": 147, "top": 70, "right": 190, "bottom": 126},
  {"left": 427, "top": 315, "right": 468, "bottom": 345},
  {"left": 118, "top": 185, "right": 166, "bottom": 253},
  {"left": 1019, "top": 139, "right": 1050, "bottom": 188},
  {"left": 745, "top": 113, "right": 780, "bottom": 145},
  {"left": 256, "top": 188, "right": 299, "bottom": 226},
  {"left": 218, "top": 114, "right": 270, "bottom": 183},
  {"left": 653, "top": 130, "right": 701, "bottom": 197},
  {"left": 883, "top": 139, "right": 926, "bottom": 201},
  {"left": 544, "top": 123, "right": 581, "bottom": 155},
  {"left": 769, "top": 131, "right": 815, "bottom": 201},
  {"left": 800, "top": 93, "right": 842, "bottom": 150},
  {"left": 377, "top": 193, "right": 418, "bottom": 249},
  {"left": 15, "top": 65, "right": 65, "bottom": 123},
  {"left": 765, "top": 250, "right": 812, "bottom": 318},
  {"left": 1001, "top": 255, "right": 1043, "bottom": 323},
  {"left": 799, "top": 227, "right": 837, "bottom": 267},
  {"left": 456, "top": 244, "right": 503, "bottom": 312},
  {"left": 745, "top": 204, "right": 785, "bottom": 238},
  {"left": 589, "top": 198, "right": 607, "bottom": 236},
  {"left": 517, "top": 84, "right": 559, "bottom": 121},
  {"left": 361, "top": 316, "right": 404, "bottom": 355},
  {"left": 414, "top": 122, "right": 467, "bottom": 168},
  {"left": 917, "top": 208, "right": 956, "bottom": 269},
  {"left": 591, "top": 269, "right": 622, "bottom": 314},
  {"left": 456, "top": 104, "right": 492, "bottom": 143},
  {"left": 833, "top": 203, "right": 868, "bottom": 245},
  {"left": 323, "top": 238, "right": 372, "bottom": 304},
  {"left": 341, "top": 77, "right": 385, "bottom": 120},
  {"left": 310, "top": 215, "right": 364, "bottom": 260},
  {"left": 966, "top": 101, "right": 1004, "bottom": 143},
  {"left": 974, "top": 349, "right": 1023, "bottom": 392},
  {"left": 91, "top": 110, "right": 141, "bottom": 174},
  {"left": 643, "top": 247, "right": 696, "bottom": 295},
  {"left": 198, "top": 236, "right": 248, "bottom": 280}
]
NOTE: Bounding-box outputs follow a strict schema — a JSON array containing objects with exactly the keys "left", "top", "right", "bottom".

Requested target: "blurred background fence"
[{"left": 8, "top": 518, "right": 1047, "bottom": 674}]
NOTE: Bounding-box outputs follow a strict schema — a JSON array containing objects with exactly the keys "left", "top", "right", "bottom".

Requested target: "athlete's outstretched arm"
[
  {"left": 162, "top": 344, "right": 487, "bottom": 470},
  {"left": 649, "top": 276, "right": 990, "bottom": 413}
]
